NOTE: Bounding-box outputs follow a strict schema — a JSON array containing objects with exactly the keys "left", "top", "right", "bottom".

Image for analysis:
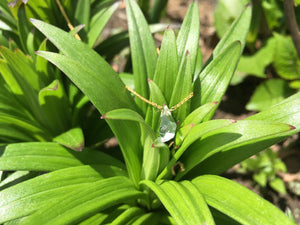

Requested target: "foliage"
[
  {"left": 0, "top": 0, "right": 299, "bottom": 224},
  {"left": 240, "top": 149, "right": 287, "bottom": 194},
  {"left": 215, "top": 0, "right": 300, "bottom": 112}
]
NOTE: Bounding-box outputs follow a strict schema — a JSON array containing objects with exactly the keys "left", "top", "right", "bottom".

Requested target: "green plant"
[
  {"left": 0, "top": 0, "right": 123, "bottom": 146},
  {"left": 0, "top": 1, "right": 299, "bottom": 224},
  {"left": 215, "top": 0, "right": 300, "bottom": 109},
  {"left": 240, "top": 148, "right": 287, "bottom": 194}
]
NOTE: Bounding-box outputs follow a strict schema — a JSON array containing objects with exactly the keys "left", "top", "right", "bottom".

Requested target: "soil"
[{"left": 104, "top": 0, "right": 300, "bottom": 223}]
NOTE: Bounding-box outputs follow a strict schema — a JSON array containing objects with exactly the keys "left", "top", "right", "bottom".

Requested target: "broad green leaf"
[
  {"left": 269, "top": 177, "right": 287, "bottom": 194},
  {"left": 152, "top": 27, "right": 178, "bottom": 103},
  {"left": 31, "top": 19, "right": 142, "bottom": 186},
  {"left": 17, "top": 4, "right": 31, "bottom": 54},
  {"left": 234, "top": 37, "right": 275, "bottom": 84},
  {"left": 74, "top": 0, "right": 90, "bottom": 32},
  {"left": 170, "top": 52, "right": 193, "bottom": 122},
  {"left": 35, "top": 39, "right": 55, "bottom": 84},
  {"left": 0, "top": 165, "right": 117, "bottom": 223},
  {"left": 79, "top": 213, "right": 109, "bottom": 225},
  {"left": 148, "top": 0, "right": 168, "bottom": 23},
  {"left": 246, "top": 92, "right": 300, "bottom": 130},
  {"left": 53, "top": 127, "right": 85, "bottom": 151},
  {"left": 178, "top": 120, "right": 294, "bottom": 179},
  {"left": 130, "top": 212, "right": 162, "bottom": 225},
  {"left": 0, "top": 171, "right": 38, "bottom": 191},
  {"left": 21, "top": 177, "right": 144, "bottom": 225},
  {"left": 213, "top": 2, "right": 251, "bottom": 57},
  {"left": 38, "top": 79, "right": 71, "bottom": 135},
  {"left": 145, "top": 79, "right": 167, "bottom": 132},
  {"left": 125, "top": 0, "right": 157, "bottom": 114},
  {"left": 290, "top": 80, "right": 300, "bottom": 89},
  {"left": 111, "top": 206, "right": 145, "bottom": 225},
  {"left": 175, "top": 123, "right": 194, "bottom": 147},
  {"left": 262, "top": 0, "right": 283, "bottom": 30},
  {"left": 246, "top": 79, "right": 295, "bottom": 111},
  {"left": 88, "top": 1, "right": 120, "bottom": 47},
  {"left": 193, "top": 175, "right": 296, "bottom": 225},
  {"left": 0, "top": 142, "right": 125, "bottom": 171},
  {"left": 192, "top": 41, "right": 241, "bottom": 116},
  {"left": 0, "top": 0, "right": 17, "bottom": 30},
  {"left": 176, "top": 0, "right": 200, "bottom": 74},
  {"left": 157, "top": 119, "right": 234, "bottom": 180},
  {"left": 181, "top": 101, "right": 218, "bottom": 126},
  {"left": 0, "top": 114, "right": 48, "bottom": 142},
  {"left": 102, "top": 108, "right": 167, "bottom": 181},
  {"left": 142, "top": 180, "right": 215, "bottom": 225},
  {"left": 273, "top": 33, "right": 300, "bottom": 80},
  {"left": 0, "top": 46, "right": 42, "bottom": 91},
  {"left": 102, "top": 108, "right": 155, "bottom": 138}
]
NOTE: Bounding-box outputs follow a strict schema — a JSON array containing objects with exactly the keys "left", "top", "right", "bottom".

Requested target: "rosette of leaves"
[
  {"left": 0, "top": 1, "right": 299, "bottom": 224},
  {"left": 0, "top": 0, "right": 124, "bottom": 146},
  {"left": 240, "top": 149, "right": 287, "bottom": 194}
]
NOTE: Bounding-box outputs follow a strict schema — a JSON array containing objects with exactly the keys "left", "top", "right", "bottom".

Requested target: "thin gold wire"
[
  {"left": 169, "top": 92, "right": 193, "bottom": 111},
  {"left": 125, "top": 85, "right": 163, "bottom": 110},
  {"left": 56, "top": 0, "right": 81, "bottom": 41},
  {"left": 125, "top": 85, "right": 193, "bottom": 112}
]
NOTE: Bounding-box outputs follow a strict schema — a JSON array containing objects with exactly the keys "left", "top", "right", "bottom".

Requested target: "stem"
[{"left": 283, "top": 0, "right": 300, "bottom": 58}]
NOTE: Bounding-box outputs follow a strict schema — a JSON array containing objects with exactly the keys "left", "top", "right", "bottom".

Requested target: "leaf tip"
[
  {"left": 148, "top": 78, "right": 153, "bottom": 82},
  {"left": 288, "top": 125, "right": 296, "bottom": 130},
  {"left": 245, "top": 2, "right": 252, "bottom": 8},
  {"left": 29, "top": 18, "right": 37, "bottom": 24}
]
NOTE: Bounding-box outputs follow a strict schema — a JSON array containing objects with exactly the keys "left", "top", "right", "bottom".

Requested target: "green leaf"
[
  {"left": 289, "top": 80, "right": 300, "bottom": 89},
  {"left": 31, "top": 19, "right": 142, "bottom": 186},
  {"left": 142, "top": 180, "right": 215, "bottom": 225},
  {"left": 234, "top": 37, "right": 275, "bottom": 84},
  {"left": 178, "top": 120, "right": 294, "bottom": 179},
  {"left": 111, "top": 206, "right": 145, "bottom": 225},
  {"left": 213, "top": 1, "right": 251, "bottom": 56},
  {"left": 246, "top": 79, "right": 295, "bottom": 111},
  {"left": 21, "top": 177, "right": 144, "bottom": 225},
  {"left": 176, "top": 0, "right": 200, "bottom": 74},
  {"left": 145, "top": 79, "right": 168, "bottom": 132},
  {"left": 0, "top": 165, "right": 126, "bottom": 223},
  {"left": 192, "top": 41, "right": 241, "bottom": 116},
  {"left": 152, "top": 27, "right": 178, "bottom": 103},
  {"left": 88, "top": 1, "right": 120, "bottom": 47},
  {"left": 0, "top": 171, "right": 38, "bottom": 191},
  {"left": 181, "top": 101, "right": 218, "bottom": 126},
  {"left": 262, "top": 0, "right": 283, "bottom": 30},
  {"left": 193, "top": 175, "right": 295, "bottom": 225},
  {"left": 102, "top": 108, "right": 155, "bottom": 138},
  {"left": 273, "top": 33, "right": 300, "bottom": 80},
  {"left": 53, "top": 127, "right": 85, "bottom": 151},
  {"left": 170, "top": 51, "right": 193, "bottom": 123},
  {"left": 0, "top": 0, "right": 17, "bottom": 31},
  {"left": 148, "top": 0, "right": 168, "bottom": 23},
  {"left": 17, "top": 4, "right": 31, "bottom": 54},
  {"left": 102, "top": 108, "right": 168, "bottom": 181},
  {"left": 246, "top": 92, "right": 300, "bottom": 131},
  {"left": 0, "top": 142, "right": 125, "bottom": 171},
  {"left": 0, "top": 46, "right": 42, "bottom": 91},
  {"left": 38, "top": 79, "right": 71, "bottom": 135},
  {"left": 74, "top": 0, "right": 90, "bottom": 31},
  {"left": 157, "top": 119, "right": 234, "bottom": 180},
  {"left": 125, "top": 0, "right": 157, "bottom": 114}
]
